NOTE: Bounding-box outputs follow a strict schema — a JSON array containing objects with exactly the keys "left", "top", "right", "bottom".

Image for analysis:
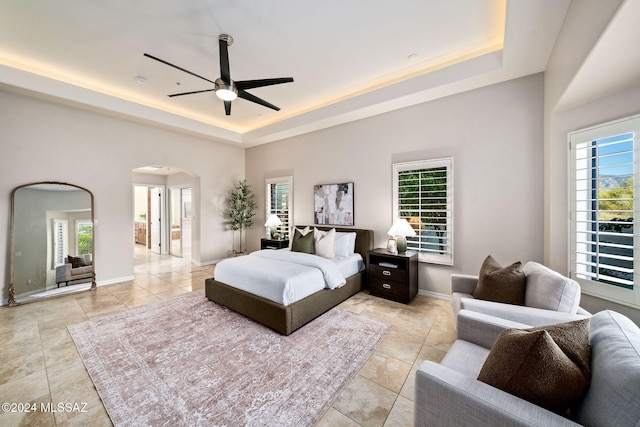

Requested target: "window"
[
  {"left": 570, "top": 115, "right": 640, "bottom": 307},
  {"left": 53, "top": 219, "right": 68, "bottom": 268},
  {"left": 393, "top": 158, "right": 453, "bottom": 265},
  {"left": 76, "top": 220, "right": 93, "bottom": 256},
  {"left": 266, "top": 176, "right": 293, "bottom": 239}
]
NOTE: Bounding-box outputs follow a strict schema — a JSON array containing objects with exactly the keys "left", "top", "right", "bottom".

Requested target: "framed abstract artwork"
[{"left": 314, "top": 182, "right": 354, "bottom": 226}]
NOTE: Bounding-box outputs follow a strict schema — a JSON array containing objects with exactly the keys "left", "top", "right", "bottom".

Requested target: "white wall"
[
  {"left": 544, "top": 0, "right": 640, "bottom": 324},
  {"left": 246, "top": 74, "right": 545, "bottom": 296},
  {"left": 1, "top": 89, "right": 244, "bottom": 303}
]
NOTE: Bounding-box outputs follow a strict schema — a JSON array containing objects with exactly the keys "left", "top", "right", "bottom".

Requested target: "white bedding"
[{"left": 213, "top": 250, "right": 364, "bottom": 306}]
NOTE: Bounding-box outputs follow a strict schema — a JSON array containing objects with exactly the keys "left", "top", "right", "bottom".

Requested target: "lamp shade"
[
  {"left": 264, "top": 214, "right": 282, "bottom": 227},
  {"left": 387, "top": 218, "right": 417, "bottom": 238}
]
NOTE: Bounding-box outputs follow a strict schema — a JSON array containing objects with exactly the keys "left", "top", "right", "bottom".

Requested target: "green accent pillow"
[
  {"left": 478, "top": 318, "right": 591, "bottom": 413},
  {"left": 473, "top": 255, "right": 526, "bottom": 305},
  {"left": 291, "top": 229, "right": 314, "bottom": 254}
]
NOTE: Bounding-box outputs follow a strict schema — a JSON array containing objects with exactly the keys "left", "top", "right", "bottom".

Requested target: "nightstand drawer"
[
  {"left": 368, "top": 277, "right": 408, "bottom": 302},
  {"left": 368, "top": 264, "right": 406, "bottom": 284}
]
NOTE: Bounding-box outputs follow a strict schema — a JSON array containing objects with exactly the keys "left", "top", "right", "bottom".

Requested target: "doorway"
[
  {"left": 134, "top": 185, "right": 165, "bottom": 254},
  {"left": 169, "top": 187, "right": 192, "bottom": 259}
]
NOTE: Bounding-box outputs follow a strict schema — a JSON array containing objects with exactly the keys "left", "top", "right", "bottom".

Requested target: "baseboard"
[
  {"left": 1, "top": 275, "right": 136, "bottom": 306},
  {"left": 96, "top": 276, "right": 135, "bottom": 287},
  {"left": 418, "top": 289, "right": 450, "bottom": 301}
]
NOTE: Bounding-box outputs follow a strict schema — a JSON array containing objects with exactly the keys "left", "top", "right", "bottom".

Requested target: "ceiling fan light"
[
  {"left": 216, "top": 88, "right": 237, "bottom": 101},
  {"left": 215, "top": 79, "right": 238, "bottom": 101}
]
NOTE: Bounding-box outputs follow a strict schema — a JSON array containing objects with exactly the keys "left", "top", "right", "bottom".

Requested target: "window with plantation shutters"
[
  {"left": 393, "top": 158, "right": 453, "bottom": 265},
  {"left": 570, "top": 115, "right": 640, "bottom": 308},
  {"left": 266, "top": 176, "right": 293, "bottom": 239},
  {"left": 53, "top": 219, "right": 68, "bottom": 268}
]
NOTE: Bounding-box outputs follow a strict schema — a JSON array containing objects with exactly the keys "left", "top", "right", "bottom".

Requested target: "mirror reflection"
[{"left": 9, "top": 182, "right": 95, "bottom": 305}]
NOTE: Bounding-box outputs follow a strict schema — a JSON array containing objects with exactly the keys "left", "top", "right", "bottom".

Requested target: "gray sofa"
[
  {"left": 415, "top": 309, "right": 640, "bottom": 426},
  {"left": 55, "top": 254, "right": 93, "bottom": 287},
  {"left": 451, "top": 261, "right": 590, "bottom": 326}
]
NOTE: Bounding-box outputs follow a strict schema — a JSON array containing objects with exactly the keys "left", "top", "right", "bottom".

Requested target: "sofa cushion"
[
  {"left": 71, "top": 265, "right": 93, "bottom": 276},
  {"left": 572, "top": 310, "right": 640, "bottom": 426},
  {"left": 473, "top": 255, "right": 526, "bottom": 305},
  {"left": 477, "top": 318, "right": 591, "bottom": 413},
  {"left": 523, "top": 262, "right": 580, "bottom": 313},
  {"left": 441, "top": 340, "right": 490, "bottom": 378}
]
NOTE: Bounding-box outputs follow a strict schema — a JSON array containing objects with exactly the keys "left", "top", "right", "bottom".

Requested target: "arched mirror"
[{"left": 9, "top": 182, "right": 95, "bottom": 306}]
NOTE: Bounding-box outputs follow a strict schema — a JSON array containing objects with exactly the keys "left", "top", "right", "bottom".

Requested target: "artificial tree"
[{"left": 223, "top": 180, "right": 257, "bottom": 254}]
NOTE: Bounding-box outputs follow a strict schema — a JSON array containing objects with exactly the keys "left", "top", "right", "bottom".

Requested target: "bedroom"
[{"left": 1, "top": 0, "right": 640, "bottom": 425}]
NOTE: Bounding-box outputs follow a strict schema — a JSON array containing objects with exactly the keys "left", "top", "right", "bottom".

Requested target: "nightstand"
[
  {"left": 260, "top": 238, "right": 289, "bottom": 250},
  {"left": 367, "top": 248, "right": 418, "bottom": 304}
]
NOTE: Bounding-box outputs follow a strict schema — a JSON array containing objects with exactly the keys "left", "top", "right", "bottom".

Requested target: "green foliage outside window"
[
  {"left": 77, "top": 223, "right": 93, "bottom": 255},
  {"left": 398, "top": 167, "right": 448, "bottom": 254}
]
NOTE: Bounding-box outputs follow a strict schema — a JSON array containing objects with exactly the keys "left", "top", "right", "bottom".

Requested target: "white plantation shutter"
[
  {"left": 570, "top": 115, "right": 640, "bottom": 307},
  {"left": 53, "top": 219, "right": 68, "bottom": 267},
  {"left": 266, "top": 176, "right": 293, "bottom": 238},
  {"left": 393, "top": 158, "right": 453, "bottom": 265}
]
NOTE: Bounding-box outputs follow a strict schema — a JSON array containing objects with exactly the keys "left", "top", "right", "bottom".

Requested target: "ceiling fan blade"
[
  {"left": 238, "top": 90, "right": 280, "bottom": 111},
  {"left": 168, "top": 89, "right": 215, "bottom": 97},
  {"left": 224, "top": 100, "right": 232, "bottom": 116},
  {"left": 235, "top": 78, "right": 294, "bottom": 91},
  {"left": 144, "top": 53, "right": 216, "bottom": 85},
  {"left": 219, "top": 38, "right": 231, "bottom": 83}
]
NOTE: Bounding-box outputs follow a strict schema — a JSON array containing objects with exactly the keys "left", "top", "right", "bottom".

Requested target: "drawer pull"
[
  {"left": 382, "top": 283, "right": 391, "bottom": 289},
  {"left": 383, "top": 270, "right": 391, "bottom": 276}
]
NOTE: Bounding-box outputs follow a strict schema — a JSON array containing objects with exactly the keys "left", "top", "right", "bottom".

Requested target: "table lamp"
[
  {"left": 388, "top": 218, "right": 417, "bottom": 254},
  {"left": 264, "top": 214, "right": 282, "bottom": 238}
]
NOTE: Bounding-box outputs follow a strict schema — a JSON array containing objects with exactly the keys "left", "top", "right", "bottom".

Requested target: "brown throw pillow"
[
  {"left": 291, "top": 229, "right": 314, "bottom": 254},
  {"left": 473, "top": 255, "right": 525, "bottom": 305},
  {"left": 477, "top": 318, "right": 591, "bottom": 413},
  {"left": 67, "top": 255, "right": 85, "bottom": 268}
]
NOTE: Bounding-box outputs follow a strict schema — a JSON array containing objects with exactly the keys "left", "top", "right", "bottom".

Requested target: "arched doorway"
[{"left": 132, "top": 165, "right": 198, "bottom": 266}]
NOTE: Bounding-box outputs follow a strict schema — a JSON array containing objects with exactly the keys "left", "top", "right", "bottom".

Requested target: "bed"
[{"left": 205, "top": 226, "right": 373, "bottom": 335}]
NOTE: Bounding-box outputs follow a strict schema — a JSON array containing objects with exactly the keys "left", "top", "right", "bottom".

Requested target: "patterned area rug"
[{"left": 68, "top": 290, "right": 390, "bottom": 427}]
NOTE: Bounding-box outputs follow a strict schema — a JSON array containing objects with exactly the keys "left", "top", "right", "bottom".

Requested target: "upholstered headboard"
[{"left": 298, "top": 226, "right": 374, "bottom": 260}]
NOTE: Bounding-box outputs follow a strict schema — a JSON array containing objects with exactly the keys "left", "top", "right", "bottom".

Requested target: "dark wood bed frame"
[{"left": 205, "top": 226, "right": 373, "bottom": 335}]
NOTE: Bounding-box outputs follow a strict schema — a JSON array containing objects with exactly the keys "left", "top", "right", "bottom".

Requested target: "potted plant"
[{"left": 223, "top": 180, "right": 257, "bottom": 255}]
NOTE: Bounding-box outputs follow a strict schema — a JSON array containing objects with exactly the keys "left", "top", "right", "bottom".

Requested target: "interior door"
[
  {"left": 150, "top": 186, "right": 163, "bottom": 254},
  {"left": 169, "top": 188, "right": 181, "bottom": 257},
  {"left": 181, "top": 188, "right": 192, "bottom": 260}
]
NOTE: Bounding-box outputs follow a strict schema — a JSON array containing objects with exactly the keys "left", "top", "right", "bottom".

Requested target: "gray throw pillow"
[
  {"left": 291, "top": 229, "right": 314, "bottom": 254},
  {"left": 473, "top": 255, "right": 525, "bottom": 305},
  {"left": 478, "top": 318, "right": 591, "bottom": 413}
]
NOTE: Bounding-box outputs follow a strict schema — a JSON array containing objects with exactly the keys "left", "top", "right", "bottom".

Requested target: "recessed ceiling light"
[
  {"left": 135, "top": 75, "right": 148, "bottom": 84},
  {"left": 407, "top": 53, "right": 419, "bottom": 61}
]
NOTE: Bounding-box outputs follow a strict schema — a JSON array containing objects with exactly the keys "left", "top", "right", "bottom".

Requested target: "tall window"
[
  {"left": 393, "top": 158, "right": 453, "bottom": 265},
  {"left": 266, "top": 176, "right": 293, "bottom": 238},
  {"left": 570, "top": 115, "right": 640, "bottom": 307},
  {"left": 76, "top": 220, "right": 93, "bottom": 255},
  {"left": 53, "top": 219, "right": 68, "bottom": 267}
]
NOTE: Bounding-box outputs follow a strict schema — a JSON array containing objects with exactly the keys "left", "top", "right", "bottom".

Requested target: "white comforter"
[{"left": 213, "top": 250, "right": 347, "bottom": 306}]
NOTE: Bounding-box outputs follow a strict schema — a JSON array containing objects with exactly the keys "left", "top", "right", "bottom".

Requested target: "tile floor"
[{"left": 0, "top": 246, "right": 455, "bottom": 427}]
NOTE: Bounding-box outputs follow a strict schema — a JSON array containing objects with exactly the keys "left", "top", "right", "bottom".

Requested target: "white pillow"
[
  {"left": 314, "top": 227, "right": 336, "bottom": 259},
  {"left": 335, "top": 232, "right": 357, "bottom": 257}
]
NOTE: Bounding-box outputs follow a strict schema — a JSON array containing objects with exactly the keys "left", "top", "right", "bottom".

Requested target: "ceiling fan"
[{"left": 144, "top": 34, "right": 294, "bottom": 116}]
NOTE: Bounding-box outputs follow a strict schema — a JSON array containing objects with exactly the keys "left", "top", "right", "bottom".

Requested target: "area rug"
[{"left": 68, "top": 290, "right": 390, "bottom": 427}]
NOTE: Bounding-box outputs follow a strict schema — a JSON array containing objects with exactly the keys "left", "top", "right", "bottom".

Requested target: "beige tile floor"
[{"left": 0, "top": 246, "right": 455, "bottom": 427}]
